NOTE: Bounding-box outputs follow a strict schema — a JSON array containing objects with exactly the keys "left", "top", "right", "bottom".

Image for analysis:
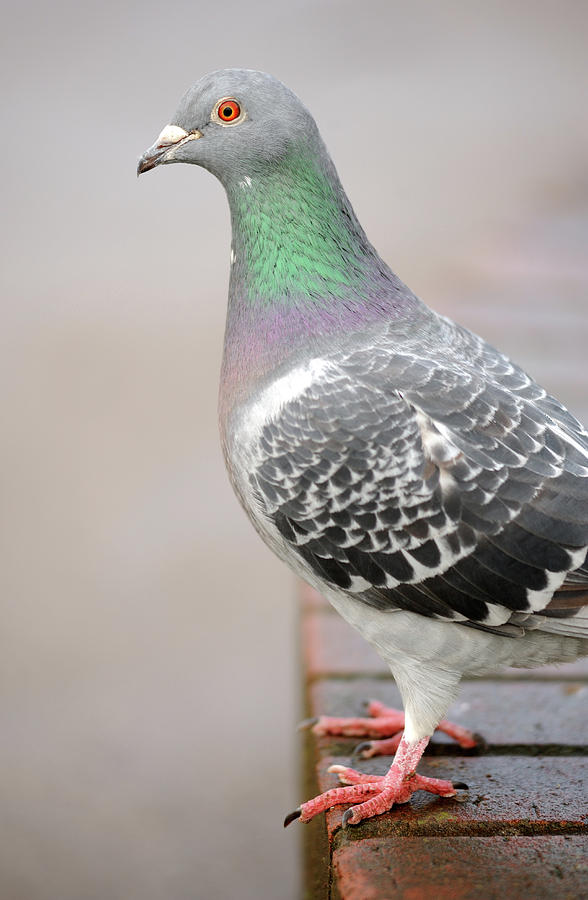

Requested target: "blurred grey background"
[{"left": 1, "top": 1, "right": 587, "bottom": 898}]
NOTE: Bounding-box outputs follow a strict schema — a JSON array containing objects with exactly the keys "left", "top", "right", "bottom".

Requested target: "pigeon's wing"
[
  {"left": 389, "top": 325, "right": 588, "bottom": 634},
  {"left": 250, "top": 331, "right": 588, "bottom": 636}
]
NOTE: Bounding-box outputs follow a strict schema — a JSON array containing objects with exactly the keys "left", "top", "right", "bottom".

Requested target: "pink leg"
[
  {"left": 437, "top": 718, "right": 477, "bottom": 749},
  {"left": 301, "top": 700, "right": 477, "bottom": 757},
  {"left": 285, "top": 733, "right": 469, "bottom": 828}
]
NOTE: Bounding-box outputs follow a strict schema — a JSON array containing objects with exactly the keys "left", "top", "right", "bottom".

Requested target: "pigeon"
[{"left": 138, "top": 69, "right": 588, "bottom": 828}]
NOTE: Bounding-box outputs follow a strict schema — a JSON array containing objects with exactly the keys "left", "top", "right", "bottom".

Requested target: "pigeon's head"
[{"left": 137, "top": 69, "right": 320, "bottom": 185}]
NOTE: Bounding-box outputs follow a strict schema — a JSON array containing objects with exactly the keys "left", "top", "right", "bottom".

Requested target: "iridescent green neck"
[
  {"left": 226, "top": 146, "right": 382, "bottom": 304},
  {"left": 219, "top": 144, "right": 422, "bottom": 414}
]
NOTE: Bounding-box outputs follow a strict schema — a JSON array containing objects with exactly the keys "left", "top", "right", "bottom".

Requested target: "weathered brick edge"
[{"left": 299, "top": 582, "right": 588, "bottom": 900}]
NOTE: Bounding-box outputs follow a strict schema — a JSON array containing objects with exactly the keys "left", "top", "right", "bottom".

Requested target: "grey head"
[
  {"left": 138, "top": 69, "right": 424, "bottom": 404},
  {"left": 137, "top": 69, "right": 323, "bottom": 185}
]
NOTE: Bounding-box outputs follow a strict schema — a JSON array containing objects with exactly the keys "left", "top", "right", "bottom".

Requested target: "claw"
[
  {"left": 472, "top": 732, "right": 487, "bottom": 751},
  {"left": 283, "top": 808, "right": 302, "bottom": 828},
  {"left": 352, "top": 740, "right": 374, "bottom": 759},
  {"left": 341, "top": 808, "right": 355, "bottom": 829},
  {"left": 453, "top": 781, "right": 469, "bottom": 790},
  {"left": 297, "top": 717, "right": 319, "bottom": 732}
]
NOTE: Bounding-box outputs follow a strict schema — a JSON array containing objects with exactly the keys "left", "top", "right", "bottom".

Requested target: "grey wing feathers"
[{"left": 250, "top": 324, "right": 588, "bottom": 638}]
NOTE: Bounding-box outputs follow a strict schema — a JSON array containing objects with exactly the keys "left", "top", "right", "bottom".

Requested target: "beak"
[{"left": 137, "top": 124, "right": 202, "bottom": 176}]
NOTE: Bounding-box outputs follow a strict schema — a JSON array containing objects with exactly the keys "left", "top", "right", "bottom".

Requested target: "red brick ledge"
[{"left": 299, "top": 583, "right": 588, "bottom": 899}]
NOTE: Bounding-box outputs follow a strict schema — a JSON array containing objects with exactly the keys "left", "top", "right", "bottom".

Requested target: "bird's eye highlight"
[{"left": 217, "top": 99, "right": 241, "bottom": 122}]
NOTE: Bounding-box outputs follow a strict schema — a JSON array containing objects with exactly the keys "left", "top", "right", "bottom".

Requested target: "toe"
[
  {"left": 327, "top": 764, "right": 385, "bottom": 785},
  {"left": 298, "top": 781, "right": 381, "bottom": 823}
]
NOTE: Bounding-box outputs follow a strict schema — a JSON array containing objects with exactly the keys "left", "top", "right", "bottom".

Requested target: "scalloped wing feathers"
[{"left": 247, "top": 320, "right": 588, "bottom": 639}]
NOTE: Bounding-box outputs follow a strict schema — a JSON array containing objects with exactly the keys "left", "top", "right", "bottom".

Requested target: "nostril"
[{"left": 154, "top": 124, "right": 190, "bottom": 148}]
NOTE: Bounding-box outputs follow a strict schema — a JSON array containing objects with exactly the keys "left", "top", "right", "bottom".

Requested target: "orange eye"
[{"left": 217, "top": 99, "right": 241, "bottom": 122}]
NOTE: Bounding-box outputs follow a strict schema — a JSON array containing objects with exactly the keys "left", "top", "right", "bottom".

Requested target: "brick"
[
  {"left": 298, "top": 587, "right": 588, "bottom": 896},
  {"left": 331, "top": 836, "right": 588, "bottom": 900},
  {"left": 309, "top": 678, "right": 588, "bottom": 748},
  {"left": 314, "top": 756, "right": 588, "bottom": 843}
]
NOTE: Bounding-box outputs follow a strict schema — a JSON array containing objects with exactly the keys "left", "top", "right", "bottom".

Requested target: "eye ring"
[{"left": 214, "top": 98, "right": 244, "bottom": 125}]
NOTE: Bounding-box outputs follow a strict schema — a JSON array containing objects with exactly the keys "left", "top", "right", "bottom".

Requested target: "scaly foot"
[
  {"left": 285, "top": 734, "right": 469, "bottom": 827},
  {"left": 300, "top": 700, "right": 477, "bottom": 758}
]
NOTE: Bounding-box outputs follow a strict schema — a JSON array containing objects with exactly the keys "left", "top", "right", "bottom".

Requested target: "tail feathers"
[
  {"left": 563, "top": 547, "right": 588, "bottom": 584},
  {"left": 538, "top": 608, "right": 588, "bottom": 639},
  {"left": 540, "top": 576, "right": 588, "bottom": 637}
]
